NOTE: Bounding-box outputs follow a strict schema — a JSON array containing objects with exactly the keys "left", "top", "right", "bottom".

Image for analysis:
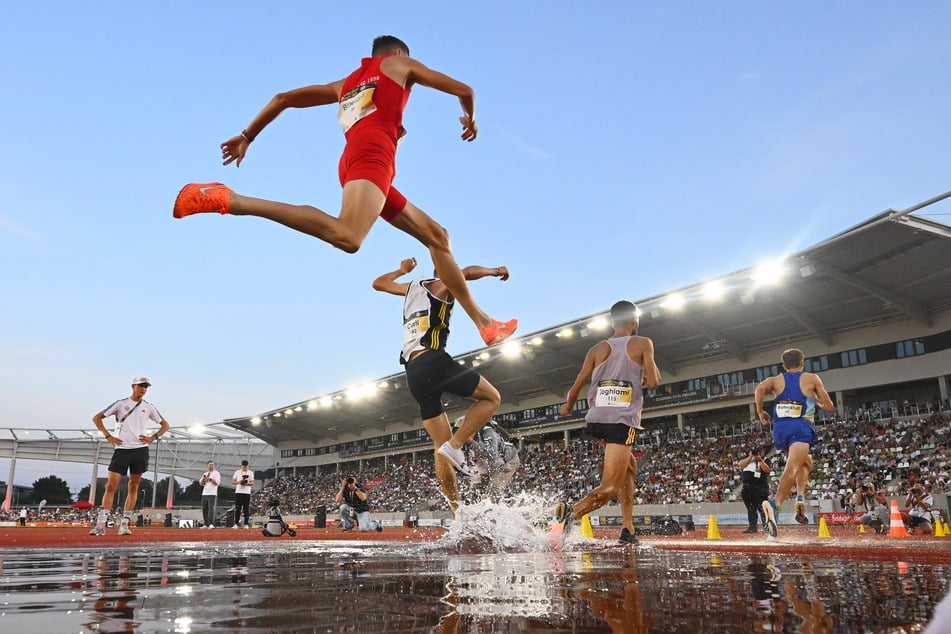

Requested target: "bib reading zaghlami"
[{"left": 585, "top": 337, "right": 644, "bottom": 430}]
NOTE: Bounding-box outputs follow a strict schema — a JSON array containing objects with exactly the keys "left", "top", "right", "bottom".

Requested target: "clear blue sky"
[{"left": 2, "top": 2, "right": 951, "bottom": 490}]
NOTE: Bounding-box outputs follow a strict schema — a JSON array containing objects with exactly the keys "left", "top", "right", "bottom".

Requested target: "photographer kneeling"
[
  {"left": 336, "top": 477, "right": 383, "bottom": 533},
  {"left": 739, "top": 447, "right": 771, "bottom": 534},
  {"left": 902, "top": 482, "right": 935, "bottom": 535},
  {"left": 853, "top": 481, "right": 888, "bottom": 534}
]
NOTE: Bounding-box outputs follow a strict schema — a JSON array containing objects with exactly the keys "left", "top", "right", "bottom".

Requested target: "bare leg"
[
  {"left": 389, "top": 201, "right": 495, "bottom": 329},
  {"left": 776, "top": 442, "right": 811, "bottom": 509},
  {"left": 618, "top": 454, "right": 638, "bottom": 532},
  {"left": 101, "top": 472, "right": 122, "bottom": 510},
  {"left": 125, "top": 474, "right": 142, "bottom": 513},
  {"left": 796, "top": 454, "right": 813, "bottom": 498},
  {"left": 447, "top": 378, "right": 500, "bottom": 450},
  {"left": 423, "top": 414, "right": 459, "bottom": 515},
  {"left": 229, "top": 179, "right": 385, "bottom": 254},
  {"left": 573, "top": 443, "right": 631, "bottom": 520}
]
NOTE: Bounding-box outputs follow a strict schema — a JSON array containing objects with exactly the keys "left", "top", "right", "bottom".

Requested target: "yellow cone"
[
  {"left": 580, "top": 514, "right": 594, "bottom": 539},
  {"left": 859, "top": 523, "right": 866, "bottom": 534},
  {"left": 706, "top": 515, "right": 721, "bottom": 540},
  {"left": 818, "top": 516, "right": 831, "bottom": 538},
  {"left": 936, "top": 519, "right": 947, "bottom": 537}
]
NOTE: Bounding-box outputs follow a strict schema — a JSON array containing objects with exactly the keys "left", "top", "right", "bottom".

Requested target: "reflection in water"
[{"left": 0, "top": 543, "right": 948, "bottom": 632}]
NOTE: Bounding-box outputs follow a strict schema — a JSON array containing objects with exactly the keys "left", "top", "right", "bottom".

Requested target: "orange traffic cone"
[{"left": 888, "top": 500, "right": 908, "bottom": 537}]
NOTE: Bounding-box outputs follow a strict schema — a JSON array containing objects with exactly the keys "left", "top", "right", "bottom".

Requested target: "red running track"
[{"left": 4, "top": 523, "right": 951, "bottom": 564}]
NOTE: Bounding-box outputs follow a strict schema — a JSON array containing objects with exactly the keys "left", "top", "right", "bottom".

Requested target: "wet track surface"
[{"left": 1, "top": 531, "right": 949, "bottom": 633}]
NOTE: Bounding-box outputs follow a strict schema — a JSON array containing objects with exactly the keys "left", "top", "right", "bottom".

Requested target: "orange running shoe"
[
  {"left": 479, "top": 318, "right": 518, "bottom": 346},
  {"left": 173, "top": 182, "right": 234, "bottom": 218}
]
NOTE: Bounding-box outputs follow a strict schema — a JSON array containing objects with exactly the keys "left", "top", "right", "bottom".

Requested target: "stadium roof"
[{"left": 223, "top": 192, "right": 951, "bottom": 446}]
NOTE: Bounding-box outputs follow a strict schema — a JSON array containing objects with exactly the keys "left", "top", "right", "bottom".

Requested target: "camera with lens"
[
  {"left": 241, "top": 474, "right": 249, "bottom": 483},
  {"left": 860, "top": 484, "right": 870, "bottom": 492},
  {"left": 346, "top": 477, "right": 355, "bottom": 485}
]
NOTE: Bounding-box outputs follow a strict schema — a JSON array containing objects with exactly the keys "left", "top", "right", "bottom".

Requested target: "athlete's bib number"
[
  {"left": 338, "top": 84, "right": 377, "bottom": 133},
  {"left": 403, "top": 311, "right": 429, "bottom": 346},
  {"left": 594, "top": 380, "right": 633, "bottom": 408},
  {"left": 775, "top": 400, "right": 804, "bottom": 418}
]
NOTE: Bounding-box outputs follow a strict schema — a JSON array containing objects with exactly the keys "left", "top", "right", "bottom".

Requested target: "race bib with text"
[
  {"left": 338, "top": 83, "right": 377, "bottom": 132},
  {"left": 775, "top": 400, "right": 804, "bottom": 418},
  {"left": 594, "top": 380, "right": 634, "bottom": 408}
]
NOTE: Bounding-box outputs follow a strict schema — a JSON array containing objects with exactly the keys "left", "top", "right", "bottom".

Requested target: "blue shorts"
[{"left": 772, "top": 419, "right": 817, "bottom": 452}]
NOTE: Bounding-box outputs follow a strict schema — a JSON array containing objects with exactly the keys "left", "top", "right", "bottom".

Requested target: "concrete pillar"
[
  {"left": 2, "top": 450, "right": 16, "bottom": 511},
  {"left": 835, "top": 390, "right": 845, "bottom": 418},
  {"left": 938, "top": 375, "right": 950, "bottom": 404},
  {"left": 677, "top": 413, "right": 685, "bottom": 432},
  {"left": 90, "top": 452, "right": 100, "bottom": 505},
  {"left": 165, "top": 472, "right": 175, "bottom": 509},
  {"left": 151, "top": 442, "right": 158, "bottom": 508}
]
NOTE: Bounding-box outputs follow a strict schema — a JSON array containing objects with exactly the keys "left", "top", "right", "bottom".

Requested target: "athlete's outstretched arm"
[
  {"left": 221, "top": 81, "right": 344, "bottom": 167},
  {"left": 372, "top": 258, "right": 418, "bottom": 296},
  {"left": 381, "top": 56, "right": 477, "bottom": 141},
  {"left": 461, "top": 265, "right": 510, "bottom": 282}
]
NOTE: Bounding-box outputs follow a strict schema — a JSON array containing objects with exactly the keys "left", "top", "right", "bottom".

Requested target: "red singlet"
[{"left": 336, "top": 57, "right": 412, "bottom": 220}]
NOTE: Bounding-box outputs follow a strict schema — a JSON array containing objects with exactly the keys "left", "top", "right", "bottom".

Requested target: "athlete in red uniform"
[{"left": 174, "top": 35, "right": 516, "bottom": 346}]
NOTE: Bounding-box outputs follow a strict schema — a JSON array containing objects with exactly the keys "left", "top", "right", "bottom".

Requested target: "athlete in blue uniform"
[{"left": 754, "top": 348, "right": 834, "bottom": 536}]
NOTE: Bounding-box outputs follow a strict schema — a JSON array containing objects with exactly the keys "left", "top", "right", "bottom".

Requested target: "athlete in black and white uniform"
[{"left": 373, "top": 257, "right": 511, "bottom": 513}]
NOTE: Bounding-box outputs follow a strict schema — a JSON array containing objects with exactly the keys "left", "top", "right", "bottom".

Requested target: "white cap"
[{"left": 132, "top": 377, "right": 152, "bottom": 386}]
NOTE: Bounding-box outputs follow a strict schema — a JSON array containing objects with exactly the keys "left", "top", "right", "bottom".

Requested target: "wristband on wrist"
[{"left": 241, "top": 129, "right": 255, "bottom": 143}]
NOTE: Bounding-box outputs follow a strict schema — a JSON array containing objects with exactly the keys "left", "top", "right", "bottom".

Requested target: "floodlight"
[
  {"left": 587, "top": 316, "right": 609, "bottom": 331},
  {"left": 556, "top": 328, "right": 574, "bottom": 338},
  {"left": 702, "top": 280, "right": 725, "bottom": 301},
  {"left": 661, "top": 293, "right": 685, "bottom": 310},
  {"left": 250, "top": 417, "right": 262, "bottom": 425},
  {"left": 501, "top": 341, "right": 521, "bottom": 358},
  {"left": 320, "top": 396, "right": 333, "bottom": 407}
]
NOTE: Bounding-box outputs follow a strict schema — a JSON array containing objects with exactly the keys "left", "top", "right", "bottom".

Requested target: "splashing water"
[{"left": 430, "top": 492, "right": 564, "bottom": 553}]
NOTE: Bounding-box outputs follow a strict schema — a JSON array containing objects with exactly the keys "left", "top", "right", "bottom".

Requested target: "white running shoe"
[
  {"left": 243, "top": 524, "right": 250, "bottom": 529},
  {"left": 438, "top": 441, "right": 472, "bottom": 476},
  {"left": 208, "top": 524, "right": 215, "bottom": 529},
  {"left": 118, "top": 517, "right": 132, "bottom": 536},
  {"left": 232, "top": 524, "right": 239, "bottom": 529}
]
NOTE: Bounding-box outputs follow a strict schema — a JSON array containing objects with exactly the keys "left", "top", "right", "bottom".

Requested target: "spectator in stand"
[
  {"left": 335, "top": 477, "right": 382, "bottom": 532},
  {"left": 232, "top": 460, "right": 255, "bottom": 529},
  {"left": 199, "top": 461, "right": 220, "bottom": 529},
  {"left": 853, "top": 481, "right": 888, "bottom": 534},
  {"left": 902, "top": 482, "right": 934, "bottom": 535},
  {"left": 739, "top": 447, "right": 771, "bottom": 533}
]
